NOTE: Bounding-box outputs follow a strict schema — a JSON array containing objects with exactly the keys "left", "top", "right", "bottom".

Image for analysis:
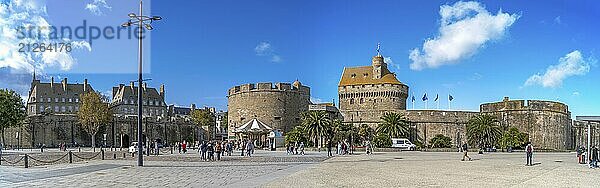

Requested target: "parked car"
[
  {"left": 128, "top": 142, "right": 146, "bottom": 154},
  {"left": 391, "top": 138, "right": 416, "bottom": 151}
]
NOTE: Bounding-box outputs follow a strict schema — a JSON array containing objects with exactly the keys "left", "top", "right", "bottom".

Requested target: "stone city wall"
[{"left": 480, "top": 99, "right": 573, "bottom": 150}]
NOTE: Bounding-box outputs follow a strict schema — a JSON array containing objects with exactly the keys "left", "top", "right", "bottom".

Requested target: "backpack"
[{"left": 527, "top": 145, "right": 532, "bottom": 152}]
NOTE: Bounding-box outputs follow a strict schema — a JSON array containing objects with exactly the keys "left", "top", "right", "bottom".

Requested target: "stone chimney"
[
  {"left": 191, "top": 104, "right": 196, "bottom": 111},
  {"left": 130, "top": 82, "right": 135, "bottom": 93},
  {"left": 159, "top": 84, "right": 165, "bottom": 100},
  {"left": 143, "top": 82, "right": 147, "bottom": 91},
  {"left": 83, "top": 79, "right": 88, "bottom": 92},
  {"left": 503, "top": 96, "right": 510, "bottom": 102},
  {"left": 62, "top": 78, "right": 68, "bottom": 92}
]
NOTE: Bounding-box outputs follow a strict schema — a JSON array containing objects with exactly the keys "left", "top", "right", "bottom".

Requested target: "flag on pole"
[
  {"left": 434, "top": 94, "right": 439, "bottom": 102},
  {"left": 449, "top": 95, "right": 454, "bottom": 101},
  {"left": 422, "top": 93, "right": 428, "bottom": 101},
  {"left": 412, "top": 96, "right": 415, "bottom": 102}
]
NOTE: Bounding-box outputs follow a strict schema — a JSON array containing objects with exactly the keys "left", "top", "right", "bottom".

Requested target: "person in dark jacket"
[
  {"left": 525, "top": 143, "right": 533, "bottom": 166},
  {"left": 591, "top": 146, "right": 598, "bottom": 168},
  {"left": 461, "top": 142, "right": 471, "bottom": 161}
]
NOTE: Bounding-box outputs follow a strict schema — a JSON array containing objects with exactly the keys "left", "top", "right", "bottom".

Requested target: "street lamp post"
[{"left": 122, "top": 0, "right": 162, "bottom": 166}]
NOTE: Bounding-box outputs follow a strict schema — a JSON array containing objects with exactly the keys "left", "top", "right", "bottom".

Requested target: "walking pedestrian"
[
  {"left": 200, "top": 141, "right": 208, "bottom": 161},
  {"left": 178, "top": 142, "right": 182, "bottom": 154},
  {"left": 591, "top": 146, "right": 598, "bottom": 168},
  {"left": 290, "top": 143, "right": 295, "bottom": 155},
  {"left": 337, "top": 142, "right": 341, "bottom": 155},
  {"left": 461, "top": 142, "right": 472, "bottom": 161},
  {"left": 246, "top": 140, "right": 254, "bottom": 157},
  {"left": 365, "top": 141, "right": 371, "bottom": 155},
  {"left": 155, "top": 141, "right": 159, "bottom": 156},
  {"left": 526, "top": 143, "right": 533, "bottom": 166},
  {"left": 207, "top": 142, "right": 214, "bottom": 161},
  {"left": 327, "top": 140, "right": 333, "bottom": 157},
  {"left": 299, "top": 142, "right": 305, "bottom": 155},
  {"left": 226, "top": 141, "right": 233, "bottom": 156},
  {"left": 182, "top": 141, "right": 187, "bottom": 154},
  {"left": 216, "top": 142, "right": 222, "bottom": 161},
  {"left": 294, "top": 142, "right": 299, "bottom": 155}
]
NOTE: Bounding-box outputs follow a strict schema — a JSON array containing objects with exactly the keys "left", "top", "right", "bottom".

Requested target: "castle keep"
[
  {"left": 338, "top": 53, "right": 409, "bottom": 127},
  {"left": 337, "top": 47, "right": 574, "bottom": 150},
  {"left": 227, "top": 81, "right": 311, "bottom": 139}
]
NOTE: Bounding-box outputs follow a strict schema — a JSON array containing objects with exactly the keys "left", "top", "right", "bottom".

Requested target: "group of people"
[
  {"left": 198, "top": 141, "right": 234, "bottom": 161},
  {"left": 577, "top": 145, "right": 599, "bottom": 168},
  {"left": 336, "top": 141, "right": 351, "bottom": 155},
  {"left": 286, "top": 142, "right": 305, "bottom": 155}
]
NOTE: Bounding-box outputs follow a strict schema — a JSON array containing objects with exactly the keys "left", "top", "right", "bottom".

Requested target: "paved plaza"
[{"left": 1, "top": 150, "right": 599, "bottom": 187}]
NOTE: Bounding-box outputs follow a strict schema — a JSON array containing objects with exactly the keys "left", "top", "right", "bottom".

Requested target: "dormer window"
[
  {"left": 363, "top": 73, "right": 368, "bottom": 77},
  {"left": 351, "top": 74, "right": 356, "bottom": 78}
]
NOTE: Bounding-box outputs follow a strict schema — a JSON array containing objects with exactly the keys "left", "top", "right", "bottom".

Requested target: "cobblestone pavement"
[
  {"left": 0, "top": 150, "right": 328, "bottom": 187},
  {"left": 265, "top": 151, "right": 600, "bottom": 188},
  {"left": 3, "top": 151, "right": 598, "bottom": 187}
]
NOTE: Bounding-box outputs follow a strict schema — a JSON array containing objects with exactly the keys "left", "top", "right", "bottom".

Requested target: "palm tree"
[
  {"left": 466, "top": 114, "right": 502, "bottom": 149},
  {"left": 358, "top": 124, "right": 374, "bottom": 142},
  {"left": 301, "top": 111, "right": 330, "bottom": 147},
  {"left": 376, "top": 112, "right": 410, "bottom": 139}
]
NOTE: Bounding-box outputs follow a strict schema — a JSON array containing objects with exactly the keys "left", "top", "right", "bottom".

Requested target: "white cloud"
[
  {"left": 254, "top": 42, "right": 272, "bottom": 56},
  {"left": 271, "top": 55, "right": 282, "bottom": 63},
  {"left": 85, "top": 0, "right": 111, "bottom": 16},
  {"left": 310, "top": 97, "right": 325, "bottom": 104},
  {"left": 525, "top": 50, "right": 592, "bottom": 88},
  {"left": 0, "top": 0, "right": 92, "bottom": 92},
  {"left": 254, "top": 41, "right": 282, "bottom": 63},
  {"left": 572, "top": 91, "right": 580, "bottom": 96},
  {"left": 409, "top": 1, "right": 519, "bottom": 70},
  {"left": 384, "top": 56, "right": 401, "bottom": 71},
  {"left": 554, "top": 16, "right": 562, "bottom": 24}
]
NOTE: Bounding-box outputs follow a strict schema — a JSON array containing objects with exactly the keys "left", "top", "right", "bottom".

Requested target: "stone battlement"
[
  {"left": 480, "top": 97, "right": 569, "bottom": 114},
  {"left": 228, "top": 82, "right": 310, "bottom": 96}
]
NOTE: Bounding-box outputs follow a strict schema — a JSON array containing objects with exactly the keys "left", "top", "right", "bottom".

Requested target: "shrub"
[
  {"left": 430, "top": 134, "right": 452, "bottom": 148},
  {"left": 373, "top": 133, "right": 392, "bottom": 148}
]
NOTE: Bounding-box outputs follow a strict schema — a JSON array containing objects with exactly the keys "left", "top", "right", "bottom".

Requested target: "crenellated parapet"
[
  {"left": 228, "top": 82, "right": 310, "bottom": 97},
  {"left": 480, "top": 97, "right": 569, "bottom": 114}
]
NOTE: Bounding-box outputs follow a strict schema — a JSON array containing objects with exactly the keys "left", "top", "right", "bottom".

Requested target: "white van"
[{"left": 391, "top": 138, "right": 416, "bottom": 150}]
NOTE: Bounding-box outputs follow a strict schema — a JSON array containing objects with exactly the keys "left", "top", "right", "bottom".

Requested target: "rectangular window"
[
  {"left": 40, "top": 105, "right": 45, "bottom": 112},
  {"left": 54, "top": 106, "right": 59, "bottom": 112},
  {"left": 30, "top": 106, "right": 35, "bottom": 113},
  {"left": 47, "top": 98, "right": 51, "bottom": 102},
  {"left": 55, "top": 98, "right": 59, "bottom": 102},
  {"left": 62, "top": 98, "right": 65, "bottom": 103},
  {"left": 61, "top": 106, "right": 66, "bottom": 112},
  {"left": 69, "top": 98, "right": 72, "bottom": 103},
  {"left": 75, "top": 106, "right": 79, "bottom": 112},
  {"left": 75, "top": 98, "right": 79, "bottom": 103},
  {"left": 68, "top": 106, "right": 73, "bottom": 112}
]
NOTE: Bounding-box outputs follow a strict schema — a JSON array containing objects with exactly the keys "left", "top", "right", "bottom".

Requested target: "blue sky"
[{"left": 0, "top": 0, "right": 598, "bottom": 117}]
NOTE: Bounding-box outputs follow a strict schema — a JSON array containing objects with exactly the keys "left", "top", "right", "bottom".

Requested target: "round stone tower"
[{"left": 227, "top": 82, "right": 311, "bottom": 139}]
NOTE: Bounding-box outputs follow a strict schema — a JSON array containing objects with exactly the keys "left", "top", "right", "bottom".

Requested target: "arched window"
[{"left": 360, "top": 98, "right": 364, "bottom": 104}]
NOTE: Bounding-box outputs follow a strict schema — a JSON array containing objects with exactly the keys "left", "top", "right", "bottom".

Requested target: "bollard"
[
  {"left": 41, "top": 147, "right": 43, "bottom": 153},
  {"left": 113, "top": 153, "right": 117, "bottom": 159},
  {"left": 24, "top": 154, "right": 29, "bottom": 168},
  {"left": 79, "top": 147, "right": 81, "bottom": 152},
  {"left": 69, "top": 151, "right": 73, "bottom": 163},
  {"left": 101, "top": 149, "right": 105, "bottom": 160},
  {"left": 123, "top": 153, "right": 126, "bottom": 159},
  {"left": 171, "top": 147, "right": 173, "bottom": 154}
]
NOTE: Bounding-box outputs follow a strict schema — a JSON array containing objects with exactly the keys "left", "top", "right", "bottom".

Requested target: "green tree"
[
  {"left": 0, "top": 89, "right": 26, "bottom": 147},
  {"left": 376, "top": 112, "right": 410, "bottom": 139},
  {"left": 77, "top": 92, "right": 112, "bottom": 148},
  {"left": 430, "top": 134, "right": 452, "bottom": 148},
  {"left": 301, "top": 111, "right": 330, "bottom": 147},
  {"left": 191, "top": 109, "right": 215, "bottom": 141},
  {"left": 285, "top": 126, "right": 308, "bottom": 144},
  {"left": 358, "top": 124, "right": 374, "bottom": 142},
  {"left": 466, "top": 114, "right": 502, "bottom": 149},
  {"left": 372, "top": 132, "right": 392, "bottom": 148},
  {"left": 499, "top": 127, "right": 529, "bottom": 149}
]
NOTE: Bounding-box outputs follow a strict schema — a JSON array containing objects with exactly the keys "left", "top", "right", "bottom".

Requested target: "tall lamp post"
[{"left": 122, "top": 0, "right": 162, "bottom": 166}]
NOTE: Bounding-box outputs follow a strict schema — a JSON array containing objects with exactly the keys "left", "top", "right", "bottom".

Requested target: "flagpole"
[{"left": 412, "top": 92, "right": 415, "bottom": 110}]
